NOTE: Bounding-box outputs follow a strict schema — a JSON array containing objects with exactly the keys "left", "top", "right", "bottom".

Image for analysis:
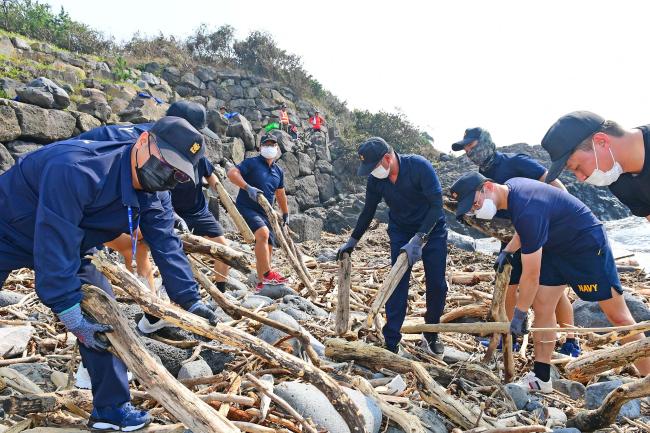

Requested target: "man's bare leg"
[
  {"left": 532, "top": 285, "right": 566, "bottom": 364},
  {"left": 254, "top": 227, "right": 271, "bottom": 281},
  {"left": 556, "top": 289, "right": 576, "bottom": 340}
]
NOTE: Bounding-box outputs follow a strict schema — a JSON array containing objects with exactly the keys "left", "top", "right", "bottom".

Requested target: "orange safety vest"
[
  {"left": 310, "top": 115, "right": 322, "bottom": 130},
  {"left": 279, "top": 109, "right": 289, "bottom": 124}
]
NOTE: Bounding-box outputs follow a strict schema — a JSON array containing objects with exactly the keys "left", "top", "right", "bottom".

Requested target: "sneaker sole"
[
  {"left": 137, "top": 318, "right": 170, "bottom": 334},
  {"left": 89, "top": 420, "right": 151, "bottom": 432}
]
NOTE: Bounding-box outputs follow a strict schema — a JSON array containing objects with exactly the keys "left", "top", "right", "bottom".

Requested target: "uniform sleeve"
[
  {"left": 609, "top": 186, "right": 650, "bottom": 217},
  {"left": 236, "top": 158, "right": 253, "bottom": 177},
  {"left": 414, "top": 158, "right": 444, "bottom": 234},
  {"left": 513, "top": 154, "right": 547, "bottom": 180},
  {"left": 33, "top": 163, "right": 97, "bottom": 313},
  {"left": 200, "top": 157, "right": 215, "bottom": 179},
  {"left": 350, "top": 180, "right": 382, "bottom": 240},
  {"left": 139, "top": 192, "right": 201, "bottom": 309},
  {"left": 278, "top": 166, "right": 285, "bottom": 189},
  {"left": 515, "top": 212, "right": 549, "bottom": 254},
  {"left": 77, "top": 125, "right": 147, "bottom": 142}
]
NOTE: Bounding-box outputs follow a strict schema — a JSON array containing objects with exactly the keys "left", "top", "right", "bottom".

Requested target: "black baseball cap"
[
  {"left": 541, "top": 111, "right": 605, "bottom": 183},
  {"left": 166, "top": 100, "right": 220, "bottom": 140},
  {"left": 449, "top": 172, "right": 488, "bottom": 217},
  {"left": 150, "top": 116, "right": 205, "bottom": 185},
  {"left": 451, "top": 127, "right": 484, "bottom": 151},
  {"left": 357, "top": 137, "right": 391, "bottom": 176},
  {"left": 260, "top": 133, "right": 278, "bottom": 144}
]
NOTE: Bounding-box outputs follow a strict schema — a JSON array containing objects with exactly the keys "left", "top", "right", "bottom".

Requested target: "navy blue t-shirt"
[
  {"left": 506, "top": 178, "right": 605, "bottom": 255},
  {"left": 171, "top": 157, "right": 215, "bottom": 216},
  {"left": 235, "top": 155, "right": 284, "bottom": 215}
]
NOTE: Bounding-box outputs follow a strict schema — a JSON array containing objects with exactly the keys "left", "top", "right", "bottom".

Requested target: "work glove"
[
  {"left": 57, "top": 304, "right": 113, "bottom": 351},
  {"left": 494, "top": 250, "right": 514, "bottom": 273},
  {"left": 173, "top": 213, "right": 190, "bottom": 233},
  {"left": 336, "top": 237, "right": 358, "bottom": 260},
  {"left": 400, "top": 233, "right": 426, "bottom": 266},
  {"left": 510, "top": 307, "right": 529, "bottom": 336},
  {"left": 282, "top": 213, "right": 289, "bottom": 226},
  {"left": 187, "top": 301, "right": 219, "bottom": 326},
  {"left": 246, "top": 185, "right": 263, "bottom": 201}
]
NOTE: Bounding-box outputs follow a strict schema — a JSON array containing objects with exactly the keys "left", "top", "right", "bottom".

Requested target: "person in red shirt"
[{"left": 309, "top": 110, "right": 326, "bottom": 132}]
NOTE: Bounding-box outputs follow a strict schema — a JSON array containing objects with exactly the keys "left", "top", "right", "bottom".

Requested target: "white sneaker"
[
  {"left": 515, "top": 371, "right": 553, "bottom": 393},
  {"left": 75, "top": 363, "right": 133, "bottom": 390},
  {"left": 137, "top": 314, "right": 170, "bottom": 334}
]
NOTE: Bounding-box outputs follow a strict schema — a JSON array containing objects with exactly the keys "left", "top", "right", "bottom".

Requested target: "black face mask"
[{"left": 135, "top": 138, "right": 179, "bottom": 192}]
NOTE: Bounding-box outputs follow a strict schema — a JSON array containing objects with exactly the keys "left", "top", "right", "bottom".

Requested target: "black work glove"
[
  {"left": 187, "top": 302, "right": 219, "bottom": 326},
  {"left": 282, "top": 213, "right": 289, "bottom": 226},
  {"left": 494, "top": 250, "right": 514, "bottom": 273}
]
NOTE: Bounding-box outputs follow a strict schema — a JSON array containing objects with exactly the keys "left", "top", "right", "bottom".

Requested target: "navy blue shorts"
[
  {"left": 241, "top": 210, "right": 276, "bottom": 247},
  {"left": 539, "top": 245, "right": 622, "bottom": 302},
  {"left": 180, "top": 209, "right": 224, "bottom": 238},
  {"left": 500, "top": 242, "right": 522, "bottom": 285}
]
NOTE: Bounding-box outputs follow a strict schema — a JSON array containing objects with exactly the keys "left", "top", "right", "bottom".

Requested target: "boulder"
[
  {"left": 282, "top": 295, "right": 327, "bottom": 317},
  {"left": 195, "top": 66, "right": 217, "bottom": 83},
  {"left": 78, "top": 99, "right": 112, "bottom": 122},
  {"left": 312, "top": 134, "right": 331, "bottom": 161},
  {"left": 222, "top": 137, "right": 246, "bottom": 164},
  {"left": 274, "top": 381, "right": 381, "bottom": 433},
  {"left": 0, "top": 35, "right": 16, "bottom": 57},
  {"left": 315, "top": 159, "right": 333, "bottom": 174},
  {"left": 0, "top": 77, "right": 21, "bottom": 99},
  {"left": 315, "top": 172, "right": 336, "bottom": 202},
  {"left": 241, "top": 295, "right": 274, "bottom": 310},
  {"left": 574, "top": 292, "right": 650, "bottom": 333},
  {"left": 0, "top": 325, "right": 34, "bottom": 358},
  {"left": 16, "top": 77, "right": 70, "bottom": 109},
  {"left": 207, "top": 109, "right": 229, "bottom": 136},
  {"left": 288, "top": 214, "right": 323, "bottom": 242},
  {"left": 448, "top": 230, "right": 476, "bottom": 252},
  {"left": 0, "top": 105, "right": 21, "bottom": 142},
  {"left": 504, "top": 383, "right": 531, "bottom": 410},
  {"left": 119, "top": 96, "right": 169, "bottom": 123},
  {"left": 585, "top": 380, "right": 640, "bottom": 419},
  {"left": 181, "top": 72, "right": 203, "bottom": 90},
  {"left": 11, "top": 36, "right": 31, "bottom": 51},
  {"left": 177, "top": 359, "right": 212, "bottom": 381},
  {"left": 257, "top": 284, "right": 298, "bottom": 299},
  {"left": 297, "top": 152, "right": 314, "bottom": 175},
  {"left": 294, "top": 175, "right": 320, "bottom": 210},
  {"left": 268, "top": 129, "right": 294, "bottom": 153},
  {"left": 278, "top": 152, "right": 300, "bottom": 178},
  {"left": 199, "top": 348, "right": 232, "bottom": 374},
  {"left": 162, "top": 66, "right": 181, "bottom": 85},
  {"left": 226, "top": 114, "right": 255, "bottom": 150},
  {"left": 203, "top": 135, "right": 223, "bottom": 165},
  {"left": 286, "top": 195, "right": 299, "bottom": 213},
  {"left": 141, "top": 335, "right": 191, "bottom": 377},
  {"left": 5, "top": 140, "right": 41, "bottom": 159},
  {"left": 103, "top": 84, "right": 138, "bottom": 102},
  {"left": 9, "top": 362, "right": 56, "bottom": 392},
  {"left": 73, "top": 111, "right": 102, "bottom": 132},
  {"left": 552, "top": 379, "right": 586, "bottom": 400},
  {"left": 12, "top": 101, "right": 76, "bottom": 142},
  {"left": 140, "top": 72, "right": 160, "bottom": 86},
  {"left": 229, "top": 98, "right": 256, "bottom": 109},
  {"left": 244, "top": 87, "right": 260, "bottom": 99}
]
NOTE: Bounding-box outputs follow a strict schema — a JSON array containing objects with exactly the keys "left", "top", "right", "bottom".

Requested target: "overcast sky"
[{"left": 45, "top": 0, "right": 648, "bottom": 152}]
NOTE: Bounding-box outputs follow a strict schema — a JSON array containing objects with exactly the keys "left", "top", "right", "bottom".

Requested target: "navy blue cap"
[
  {"left": 449, "top": 172, "right": 488, "bottom": 217},
  {"left": 260, "top": 133, "right": 278, "bottom": 144},
  {"left": 357, "top": 137, "right": 391, "bottom": 176},
  {"left": 151, "top": 116, "right": 205, "bottom": 184},
  {"left": 166, "top": 100, "right": 219, "bottom": 140},
  {"left": 452, "top": 127, "right": 484, "bottom": 151},
  {"left": 541, "top": 111, "right": 605, "bottom": 183}
]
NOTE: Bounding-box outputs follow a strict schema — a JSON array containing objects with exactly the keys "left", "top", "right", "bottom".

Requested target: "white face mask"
[
  {"left": 475, "top": 192, "right": 497, "bottom": 220},
  {"left": 584, "top": 140, "right": 623, "bottom": 187},
  {"left": 260, "top": 145, "right": 278, "bottom": 160},
  {"left": 371, "top": 161, "right": 390, "bottom": 179}
]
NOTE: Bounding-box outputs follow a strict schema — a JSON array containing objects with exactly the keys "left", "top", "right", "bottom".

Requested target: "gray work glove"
[
  {"left": 187, "top": 301, "right": 219, "bottom": 325},
  {"left": 336, "top": 237, "right": 358, "bottom": 260},
  {"left": 400, "top": 233, "right": 426, "bottom": 266},
  {"left": 510, "top": 307, "right": 529, "bottom": 336},
  {"left": 173, "top": 213, "right": 190, "bottom": 233},
  {"left": 246, "top": 185, "right": 263, "bottom": 201},
  {"left": 57, "top": 304, "right": 113, "bottom": 351}
]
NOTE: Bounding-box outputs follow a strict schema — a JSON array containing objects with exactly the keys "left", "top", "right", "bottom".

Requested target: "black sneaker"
[
  {"left": 384, "top": 343, "right": 406, "bottom": 356},
  {"left": 422, "top": 333, "right": 444, "bottom": 359}
]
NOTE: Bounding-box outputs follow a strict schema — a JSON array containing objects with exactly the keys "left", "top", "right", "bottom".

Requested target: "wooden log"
[
  {"left": 255, "top": 194, "right": 316, "bottom": 297},
  {"left": 210, "top": 176, "right": 255, "bottom": 244},
  {"left": 443, "top": 197, "right": 514, "bottom": 243},
  {"left": 440, "top": 303, "right": 489, "bottom": 323},
  {"left": 280, "top": 219, "right": 312, "bottom": 280},
  {"left": 529, "top": 320, "right": 650, "bottom": 334},
  {"left": 565, "top": 336, "right": 650, "bottom": 383},
  {"left": 180, "top": 232, "right": 252, "bottom": 273},
  {"left": 336, "top": 253, "right": 352, "bottom": 336},
  {"left": 4, "top": 418, "right": 32, "bottom": 433},
  {"left": 352, "top": 376, "right": 425, "bottom": 433},
  {"left": 483, "top": 264, "right": 514, "bottom": 383},
  {"left": 0, "top": 355, "right": 45, "bottom": 367},
  {"left": 80, "top": 285, "right": 240, "bottom": 433},
  {"left": 0, "top": 367, "right": 43, "bottom": 394},
  {"left": 366, "top": 252, "right": 409, "bottom": 327},
  {"left": 92, "top": 253, "right": 367, "bottom": 433},
  {"left": 324, "top": 338, "right": 492, "bottom": 429},
  {"left": 1, "top": 390, "right": 92, "bottom": 415},
  {"left": 457, "top": 427, "right": 549, "bottom": 433},
  {"left": 567, "top": 374, "right": 650, "bottom": 432},
  {"left": 401, "top": 322, "right": 511, "bottom": 335},
  {"left": 451, "top": 271, "right": 494, "bottom": 285}
]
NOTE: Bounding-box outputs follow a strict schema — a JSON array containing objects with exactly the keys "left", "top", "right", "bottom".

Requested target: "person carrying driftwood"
[
  {"left": 227, "top": 133, "right": 290, "bottom": 290},
  {"left": 0, "top": 116, "right": 220, "bottom": 431},
  {"left": 452, "top": 126, "right": 580, "bottom": 357},
  {"left": 337, "top": 137, "right": 448, "bottom": 357},
  {"left": 450, "top": 172, "right": 650, "bottom": 393}
]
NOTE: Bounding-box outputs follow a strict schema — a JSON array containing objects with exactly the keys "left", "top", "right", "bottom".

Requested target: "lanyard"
[{"left": 127, "top": 206, "right": 140, "bottom": 268}]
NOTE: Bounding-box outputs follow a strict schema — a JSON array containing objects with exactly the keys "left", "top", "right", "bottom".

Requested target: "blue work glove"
[
  {"left": 246, "top": 185, "right": 263, "bottom": 201},
  {"left": 494, "top": 250, "right": 514, "bottom": 273},
  {"left": 57, "top": 304, "right": 113, "bottom": 351},
  {"left": 188, "top": 301, "right": 219, "bottom": 326},
  {"left": 400, "top": 233, "right": 426, "bottom": 266},
  {"left": 282, "top": 213, "right": 289, "bottom": 226},
  {"left": 510, "top": 307, "right": 529, "bottom": 336},
  {"left": 336, "top": 237, "right": 358, "bottom": 260}
]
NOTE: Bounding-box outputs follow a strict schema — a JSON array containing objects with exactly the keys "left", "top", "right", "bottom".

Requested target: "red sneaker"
[
  {"left": 263, "top": 270, "right": 288, "bottom": 284},
  {"left": 256, "top": 282, "right": 264, "bottom": 292}
]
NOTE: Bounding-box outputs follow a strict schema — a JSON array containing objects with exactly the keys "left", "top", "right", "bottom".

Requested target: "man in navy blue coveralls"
[
  {"left": 452, "top": 127, "right": 579, "bottom": 357},
  {"left": 337, "top": 137, "right": 448, "bottom": 356},
  {"left": 0, "top": 116, "right": 220, "bottom": 431},
  {"left": 450, "top": 173, "right": 650, "bottom": 392}
]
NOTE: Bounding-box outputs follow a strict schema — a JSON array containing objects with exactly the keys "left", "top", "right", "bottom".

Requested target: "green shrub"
[{"left": 112, "top": 55, "right": 132, "bottom": 82}]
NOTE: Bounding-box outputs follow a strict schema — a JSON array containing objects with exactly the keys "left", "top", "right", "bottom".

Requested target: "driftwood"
[
  {"left": 451, "top": 271, "right": 494, "bottom": 285},
  {"left": 564, "top": 336, "right": 650, "bottom": 383},
  {"left": 401, "top": 322, "right": 510, "bottom": 336},
  {"left": 325, "top": 338, "right": 492, "bottom": 429},
  {"left": 456, "top": 427, "right": 549, "bottom": 433},
  {"left": 567, "top": 374, "right": 650, "bottom": 431},
  {"left": 440, "top": 303, "right": 489, "bottom": 323},
  {"left": 92, "top": 254, "right": 367, "bottom": 433},
  {"left": 255, "top": 194, "right": 316, "bottom": 297},
  {"left": 80, "top": 285, "right": 240, "bottom": 433},
  {"left": 336, "top": 253, "right": 352, "bottom": 336},
  {"left": 443, "top": 197, "right": 514, "bottom": 243},
  {"left": 210, "top": 175, "right": 255, "bottom": 244},
  {"left": 1, "top": 389, "right": 92, "bottom": 415},
  {"left": 484, "top": 264, "right": 514, "bottom": 383},
  {"left": 366, "top": 252, "right": 409, "bottom": 327},
  {"left": 180, "top": 232, "right": 252, "bottom": 273}
]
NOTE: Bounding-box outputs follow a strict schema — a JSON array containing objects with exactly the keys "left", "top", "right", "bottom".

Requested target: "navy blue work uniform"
[
  {"left": 351, "top": 154, "right": 447, "bottom": 348},
  {"left": 0, "top": 134, "right": 201, "bottom": 408},
  {"left": 235, "top": 155, "right": 285, "bottom": 246},
  {"left": 507, "top": 178, "right": 621, "bottom": 301},
  {"left": 79, "top": 125, "right": 224, "bottom": 237},
  {"left": 480, "top": 151, "right": 547, "bottom": 285}
]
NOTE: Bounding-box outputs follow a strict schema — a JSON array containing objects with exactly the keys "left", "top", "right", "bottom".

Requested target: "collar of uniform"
[
  {"left": 257, "top": 154, "right": 276, "bottom": 168},
  {"left": 121, "top": 144, "right": 140, "bottom": 208}
]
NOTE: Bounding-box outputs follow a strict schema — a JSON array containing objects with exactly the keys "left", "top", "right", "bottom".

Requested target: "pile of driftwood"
[{"left": 1, "top": 217, "right": 649, "bottom": 433}]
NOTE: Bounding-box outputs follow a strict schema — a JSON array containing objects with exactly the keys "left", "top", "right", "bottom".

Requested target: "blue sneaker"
[
  {"left": 558, "top": 340, "right": 581, "bottom": 357},
  {"left": 88, "top": 402, "right": 151, "bottom": 432},
  {"left": 479, "top": 336, "right": 520, "bottom": 352}
]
